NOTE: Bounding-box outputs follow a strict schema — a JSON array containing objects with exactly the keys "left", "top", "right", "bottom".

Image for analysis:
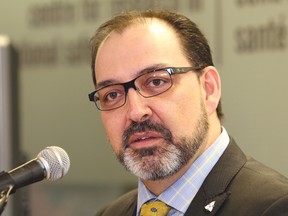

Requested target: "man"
[{"left": 88, "top": 10, "right": 288, "bottom": 215}]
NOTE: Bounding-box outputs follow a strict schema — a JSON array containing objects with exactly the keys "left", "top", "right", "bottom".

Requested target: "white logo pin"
[{"left": 205, "top": 201, "right": 216, "bottom": 212}]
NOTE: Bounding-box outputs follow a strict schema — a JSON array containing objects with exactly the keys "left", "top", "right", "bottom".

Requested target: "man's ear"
[{"left": 201, "top": 66, "right": 221, "bottom": 115}]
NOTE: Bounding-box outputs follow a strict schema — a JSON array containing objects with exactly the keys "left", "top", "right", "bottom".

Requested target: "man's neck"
[{"left": 141, "top": 159, "right": 195, "bottom": 196}]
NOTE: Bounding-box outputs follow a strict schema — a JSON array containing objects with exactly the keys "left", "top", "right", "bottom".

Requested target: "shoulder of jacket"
[{"left": 95, "top": 189, "right": 138, "bottom": 216}]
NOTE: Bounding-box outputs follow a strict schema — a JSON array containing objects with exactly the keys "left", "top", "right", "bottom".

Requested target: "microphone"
[{"left": 0, "top": 146, "right": 70, "bottom": 194}]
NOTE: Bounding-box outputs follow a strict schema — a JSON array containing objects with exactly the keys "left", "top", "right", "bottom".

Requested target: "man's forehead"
[
  {"left": 97, "top": 18, "right": 178, "bottom": 61},
  {"left": 95, "top": 18, "right": 184, "bottom": 84},
  {"left": 96, "top": 19, "right": 167, "bottom": 57}
]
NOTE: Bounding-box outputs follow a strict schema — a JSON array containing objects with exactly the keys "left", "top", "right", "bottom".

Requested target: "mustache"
[{"left": 122, "top": 120, "right": 173, "bottom": 147}]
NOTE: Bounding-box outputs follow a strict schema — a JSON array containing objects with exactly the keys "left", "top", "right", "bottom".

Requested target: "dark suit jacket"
[{"left": 95, "top": 138, "right": 288, "bottom": 216}]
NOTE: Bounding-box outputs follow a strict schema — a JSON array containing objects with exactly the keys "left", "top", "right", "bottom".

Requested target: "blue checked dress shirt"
[{"left": 137, "top": 127, "right": 230, "bottom": 216}]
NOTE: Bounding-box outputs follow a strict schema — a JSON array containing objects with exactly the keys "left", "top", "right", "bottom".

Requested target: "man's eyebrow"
[
  {"left": 96, "top": 80, "right": 115, "bottom": 89},
  {"left": 139, "top": 64, "right": 166, "bottom": 74},
  {"left": 146, "top": 63, "right": 170, "bottom": 71},
  {"left": 96, "top": 63, "right": 168, "bottom": 89}
]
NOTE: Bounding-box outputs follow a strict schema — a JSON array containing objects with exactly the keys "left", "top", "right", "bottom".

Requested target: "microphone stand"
[
  {"left": 0, "top": 171, "right": 15, "bottom": 215},
  {"left": 0, "top": 185, "right": 13, "bottom": 215}
]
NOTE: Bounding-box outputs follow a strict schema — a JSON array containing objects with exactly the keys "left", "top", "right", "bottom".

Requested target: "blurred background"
[{"left": 0, "top": 0, "right": 287, "bottom": 215}]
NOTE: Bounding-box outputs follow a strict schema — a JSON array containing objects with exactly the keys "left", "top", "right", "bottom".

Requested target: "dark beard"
[{"left": 116, "top": 107, "right": 209, "bottom": 180}]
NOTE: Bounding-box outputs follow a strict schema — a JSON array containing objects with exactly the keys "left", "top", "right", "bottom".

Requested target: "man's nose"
[{"left": 125, "top": 88, "right": 152, "bottom": 122}]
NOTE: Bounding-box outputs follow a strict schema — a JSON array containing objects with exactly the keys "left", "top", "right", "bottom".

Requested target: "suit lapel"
[
  {"left": 184, "top": 138, "right": 247, "bottom": 215},
  {"left": 116, "top": 189, "right": 137, "bottom": 216},
  {"left": 126, "top": 193, "right": 137, "bottom": 216}
]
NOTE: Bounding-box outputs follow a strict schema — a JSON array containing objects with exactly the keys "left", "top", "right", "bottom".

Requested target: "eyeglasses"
[{"left": 88, "top": 66, "right": 204, "bottom": 111}]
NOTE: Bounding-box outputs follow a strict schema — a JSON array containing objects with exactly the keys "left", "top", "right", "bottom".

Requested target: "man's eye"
[
  {"left": 149, "top": 79, "right": 165, "bottom": 87},
  {"left": 104, "top": 91, "right": 121, "bottom": 101}
]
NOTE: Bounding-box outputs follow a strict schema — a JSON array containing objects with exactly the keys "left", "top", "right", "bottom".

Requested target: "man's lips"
[{"left": 127, "top": 132, "right": 163, "bottom": 149}]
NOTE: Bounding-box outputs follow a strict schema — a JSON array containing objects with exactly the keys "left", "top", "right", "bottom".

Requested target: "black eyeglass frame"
[{"left": 88, "top": 66, "right": 205, "bottom": 111}]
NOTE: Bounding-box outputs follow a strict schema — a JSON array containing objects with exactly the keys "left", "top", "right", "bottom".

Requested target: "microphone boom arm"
[{"left": 0, "top": 182, "right": 14, "bottom": 215}]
